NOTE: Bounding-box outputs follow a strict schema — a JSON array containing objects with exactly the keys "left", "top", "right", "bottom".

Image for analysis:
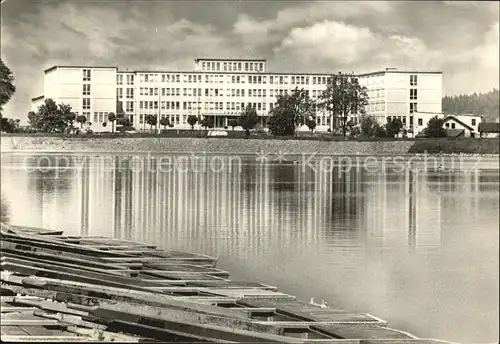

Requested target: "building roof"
[
  {"left": 443, "top": 116, "right": 475, "bottom": 131},
  {"left": 357, "top": 69, "right": 443, "bottom": 77},
  {"left": 414, "top": 111, "right": 482, "bottom": 118},
  {"left": 479, "top": 122, "right": 500, "bottom": 133},
  {"left": 194, "top": 58, "right": 266, "bottom": 62},
  {"left": 445, "top": 129, "right": 465, "bottom": 137},
  {"left": 31, "top": 95, "right": 44, "bottom": 101},
  {"left": 117, "top": 69, "right": 339, "bottom": 76},
  {"left": 44, "top": 66, "right": 118, "bottom": 73}
]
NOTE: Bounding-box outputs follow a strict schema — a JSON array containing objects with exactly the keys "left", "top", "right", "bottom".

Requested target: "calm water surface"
[{"left": 1, "top": 153, "right": 498, "bottom": 343}]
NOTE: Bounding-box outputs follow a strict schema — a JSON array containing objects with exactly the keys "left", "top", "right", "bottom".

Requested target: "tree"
[
  {"left": 145, "top": 114, "right": 157, "bottom": 131},
  {"left": 59, "top": 103, "right": 75, "bottom": 133},
  {"left": 102, "top": 122, "right": 107, "bottom": 127},
  {"left": 238, "top": 105, "right": 258, "bottom": 137},
  {"left": 200, "top": 117, "right": 213, "bottom": 131},
  {"left": 108, "top": 113, "right": 116, "bottom": 133},
  {"left": 268, "top": 88, "right": 316, "bottom": 136},
  {"left": 424, "top": 116, "right": 446, "bottom": 137},
  {"left": 159, "top": 117, "right": 170, "bottom": 129},
  {"left": 228, "top": 119, "right": 239, "bottom": 131},
  {"left": 318, "top": 73, "right": 368, "bottom": 137},
  {"left": 28, "top": 98, "right": 72, "bottom": 133},
  {"left": 187, "top": 115, "right": 198, "bottom": 131},
  {"left": 117, "top": 117, "right": 130, "bottom": 127},
  {"left": 0, "top": 58, "right": 16, "bottom": 115},
  {"left": 360, "top": 115, "right": 378, "bottom": 138},
  {"left": 385, "top": 118, "right": 403, "bottom": 138},
  {"left": 443, "top": 89, "right": 499, "bottom": 123},
  {"left": 305, "top": 118, "right": 317, "bottom": 132},
  {"left": 76, "top": 115, "right": 87, "bottom": 129},
  {"left": 27, "top": 111, "right": 39, "bottom": 131}
]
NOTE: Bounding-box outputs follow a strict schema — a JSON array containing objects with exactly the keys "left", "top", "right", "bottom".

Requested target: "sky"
[{"left": 1, "top": 0, "right": 499, "bottom": 119}]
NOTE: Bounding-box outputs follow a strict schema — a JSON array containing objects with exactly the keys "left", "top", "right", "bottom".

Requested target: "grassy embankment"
[
  {"left": 408, "top": 138, "right": 499, "bottom": 154},
  {"left": 1, "top": 133, "right": 498, "bottom": 155}
]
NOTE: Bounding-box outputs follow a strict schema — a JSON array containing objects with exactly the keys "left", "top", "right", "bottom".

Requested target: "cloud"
[
  {"left": 1, "top": 1, "right": 238, "bottom": 119},
  {"left": 274, "top": 21, "right": 377, "bottom": 66},
  {"left": 233, "top": 1, "right": 394, "bottom": 48},
  {"left": 443, "top": 21, "right": 499, "bottom": 95},
  {"left": 273, "top": 20, "right": 440, "bottom": 74}
]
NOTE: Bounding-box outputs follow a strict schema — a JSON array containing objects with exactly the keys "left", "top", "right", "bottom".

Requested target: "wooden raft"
[{"left": 0, "top": 224, "right": 458, "bottom": 343}]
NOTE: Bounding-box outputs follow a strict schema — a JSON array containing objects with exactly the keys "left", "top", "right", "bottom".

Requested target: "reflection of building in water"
[
  {"left": 438, "top": 170, "right": 499, "bottom": 248},
  {"left": 362, "top": 169, "right": 443, "bottom": 251},
  {"left": 73, "top": 156, "right": 477, "bottom": 257}
]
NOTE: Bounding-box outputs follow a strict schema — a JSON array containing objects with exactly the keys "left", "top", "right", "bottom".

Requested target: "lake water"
[{"left": 1, "top": 153, "right": 498, "bottom": 343}]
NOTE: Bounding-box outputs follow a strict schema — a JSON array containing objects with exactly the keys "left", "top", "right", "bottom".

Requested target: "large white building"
[{"left": 31, "top": 58, "right": 443, "bottom": 133}]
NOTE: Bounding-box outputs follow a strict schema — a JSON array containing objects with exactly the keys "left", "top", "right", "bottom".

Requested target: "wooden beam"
[{"left": 0, "top": 319, "right": 61, "bottom": 326}]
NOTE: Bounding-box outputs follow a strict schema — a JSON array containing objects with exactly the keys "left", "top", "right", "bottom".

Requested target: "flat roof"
[
  {"left": 358, "top": 70, "right": 443, "bottom": 77},
  {"left": 44, "top": 66, "right": 118, "bottom": 73},
  {"left": 119, "top": 69, "right": 334, "bottom": 76},
  {"left": 45, "top": 65, "right": 442, "bottom": 77},
  {"left": 194, "top": 58, "right": 266, "bottom": 62}
]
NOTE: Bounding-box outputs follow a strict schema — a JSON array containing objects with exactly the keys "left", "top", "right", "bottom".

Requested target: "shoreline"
[{"left": 1, "top": 136, "right": 499, "bottom": 155}]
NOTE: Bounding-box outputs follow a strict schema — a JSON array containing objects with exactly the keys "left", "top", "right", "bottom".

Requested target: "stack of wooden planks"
[{"left": 0, "top": 224, "right": 458, "bottom": 343}]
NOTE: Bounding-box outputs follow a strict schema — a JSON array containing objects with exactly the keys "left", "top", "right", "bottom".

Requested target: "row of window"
[
  {"left": 117, "top": 74, "right": 135, "bottom": 85},
  {"left": 367, "top": 88, "right": 384, "bottom": 99},
  {"left": 366, "top": 102, "right": 386, "bottom": 112},
  {"left": 133, "top": 87, "right": 308, "bottom": 98},
  {"left": 116, "top": 88, "right": 134, "bottom": 98},
  {"left": 93, "top": 112, "right": 111, "bottom": 123},
  {"left": 138, "top": 114, "right": 182, "bottom": 124},
  {"left": 138, "top": 100, "right": 281, "bottom": 112},
  {"left": 132, "top": 72, "right": 334, "bottom": 85},
  {"left": 200, "top": 61, "right": 264, "bottom": 73}
]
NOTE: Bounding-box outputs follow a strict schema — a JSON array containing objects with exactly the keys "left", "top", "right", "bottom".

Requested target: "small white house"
[
  {"left": 412, "top": 112, "right": 482, "bottom": 137},
  {"left": 442, "top": 116, "right": 476, "bottom": 137}
]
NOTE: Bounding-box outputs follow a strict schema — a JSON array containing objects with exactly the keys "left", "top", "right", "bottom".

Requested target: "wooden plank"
[
  {"left": 18, "top": 325, "right": 62, "bottom": 336},
  {"left": 1, "top": 326, "right": 29, "bottom": 336},
  {"left": 0, "top": 234, "right": 133, "bottom": 258},
  {"left": 1, "top": 319, "right": 62, "bottom": 326},
  {"left": 33, "top": 310, "right": 107, "bottom": 330},
  {"left": 138, "top": 271, "right": 226, "bottom": 281},
  {"left": 89, "top": 302, "right": 303, "bottom": 343},
  {"left": 1, "top": 307, "right": 38, "bottom": 313},
  {"left": 1, "top": 246, "right": 132, "bottom": 271},
  {"left": 205, "top": 288, "right": 296, "bottom": 300},
  {"left": 0, "top": 336, "right": 103, "bottom": 342},
  {"left": 102, "top": 319, "right": 236, "bottom": 343},
  {"left": 1, "top": 254, "right": 138, "bottom": 278},
  {"left": 238, "top": 299, "right": 385, "bottom": 325},
  {"left": 311, "top": 324, "right": 418, "bottom": 340},
  {"left": 0, "top": 240, "right": 129, "bottom": 267},
  {"left": 1, "top": 261, "right": 168, "bottom": 291},
  {"left": 12, "top": 276, "right": 268, "bottom": 320},
  {"left": 101, "top": 256, "right": 217, "bottom": 265},
  {"left": 14, "top": 298, "right": 89, "bottom": 317}
]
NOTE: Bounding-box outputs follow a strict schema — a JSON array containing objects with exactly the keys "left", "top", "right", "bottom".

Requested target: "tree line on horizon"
[{"left": 442, "top": 89, "right": 499, "bottom": 123}]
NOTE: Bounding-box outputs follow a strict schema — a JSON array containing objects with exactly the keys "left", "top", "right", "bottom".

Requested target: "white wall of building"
[
  {"left": 31, "top": 97, "right": 44, "bottom": 112},
  {"left": 33, "top": 61, "right": 443, "bottom": 134},
  {"left": 36, "top": 66, "right": 117, "bottom": 132}
]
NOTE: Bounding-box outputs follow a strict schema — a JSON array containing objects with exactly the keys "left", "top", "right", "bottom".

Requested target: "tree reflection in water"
[{"left": 1, "top": 195, "right": 10, "bottom": 223}]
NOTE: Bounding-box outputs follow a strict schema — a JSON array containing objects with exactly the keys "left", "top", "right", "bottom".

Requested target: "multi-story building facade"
[{"left": 31, "top": 58, "right": 443, "bottom": 133}]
